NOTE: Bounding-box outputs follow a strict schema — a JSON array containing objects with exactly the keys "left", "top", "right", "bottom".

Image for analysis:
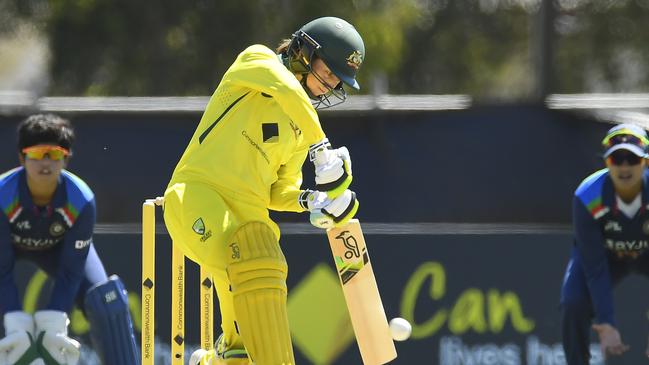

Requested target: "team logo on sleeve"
[
  {"left": 192, "top": 218, "right": 206, "bottom": 235},
  {"left": 192, "top": 218, "right": 212, "bottom": 242}
]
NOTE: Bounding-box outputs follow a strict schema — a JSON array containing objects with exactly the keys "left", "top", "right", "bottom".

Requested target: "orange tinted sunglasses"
[{"left": 22, "top": 145, "right": 70, "bottom": 161}]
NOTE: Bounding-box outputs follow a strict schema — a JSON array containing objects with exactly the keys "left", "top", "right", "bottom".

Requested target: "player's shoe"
[
  {"left": 189, "top": 334, "right": 250, "bottom": 365},
  {"left": 215, "top": 333, "right": 249, "bottom": 364},
  {"left": 189, "top": 348, "right": 211, "bottom": 365}
]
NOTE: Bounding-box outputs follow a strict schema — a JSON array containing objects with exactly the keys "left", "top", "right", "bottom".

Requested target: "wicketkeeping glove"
[
  {"left": 299, "top": 189, "right": 359, "bottom": 229},
  {"left": 0, "top": 311, "right": 43, "bottom": 365},
  {"left": 309, "top": 138, "right": 352, "bottom": 199},
  {"left": 33, "top": 311, "right": 80, "bottom": 365}
]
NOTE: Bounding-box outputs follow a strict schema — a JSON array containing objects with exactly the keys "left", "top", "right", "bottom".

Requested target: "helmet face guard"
[
  {"left": 287, "top": 30, "right": 347, "bottom": 109},
  {"left": 309, "top": 72, "right": 347, "bottom": 109},
  {"left": 287, "top": 30, "right": 319, "bottom": 74}
]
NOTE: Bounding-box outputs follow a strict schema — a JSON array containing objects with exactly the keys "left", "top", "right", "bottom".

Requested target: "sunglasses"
[
  {"left": 22, "top": 145, "right": 69, "bottom": 161},
  {"left": 607, "top": 151, "right": 643, "bottom": 166}
]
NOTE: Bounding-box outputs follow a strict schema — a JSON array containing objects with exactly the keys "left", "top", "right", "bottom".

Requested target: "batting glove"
[
  {"left": 300, "top": 189, "right": 359, "bottom": 229},
  {"left": 309, "top": 138, "right": 352, "bottom": 198}
]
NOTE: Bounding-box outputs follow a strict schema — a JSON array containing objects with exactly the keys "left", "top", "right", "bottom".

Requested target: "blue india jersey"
[
  {"left": 0, "top": 167, "right": 96, "bottom": 313},
  {"left": 573, "top": 168, "right": 649, "bottom": 325}
]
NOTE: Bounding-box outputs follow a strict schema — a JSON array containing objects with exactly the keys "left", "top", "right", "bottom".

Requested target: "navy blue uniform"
[
  {"left": 561, "top": 168, "right": 649, "bottom": 364},
  {"left": 0, "top": 167, "right": 107, "bottom": 315}
]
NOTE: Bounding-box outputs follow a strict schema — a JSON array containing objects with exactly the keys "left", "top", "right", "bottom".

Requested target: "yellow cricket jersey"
[{"left": 168, "top": 44, "right": 326, "bottom": 212}]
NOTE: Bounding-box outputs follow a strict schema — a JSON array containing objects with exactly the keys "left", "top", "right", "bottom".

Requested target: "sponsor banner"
[{"left": 11, "top": 230, "right": 648, "bottom": 364}]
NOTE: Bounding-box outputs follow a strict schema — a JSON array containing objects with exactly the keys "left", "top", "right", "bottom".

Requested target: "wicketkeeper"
[{"left": 0, "top": 114, "right": 139, "bottom": 365}]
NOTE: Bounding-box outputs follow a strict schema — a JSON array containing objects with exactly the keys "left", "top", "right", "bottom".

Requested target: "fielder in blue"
[
  {"left": 561, "top": 123, "right": 649, "bottom": 364},
  {"left": 0, "top": 114, "right": 138, "bottom": 365}
]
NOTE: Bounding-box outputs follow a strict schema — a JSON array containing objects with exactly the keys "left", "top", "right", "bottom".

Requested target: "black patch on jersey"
[
  {"left": 262, "top": 123, "right": 279, "bottom": 143},
  {"left": 261, "top": 92, "right": 272, "bottom": 98}
]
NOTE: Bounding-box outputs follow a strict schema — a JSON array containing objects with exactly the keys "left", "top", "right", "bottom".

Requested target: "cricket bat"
[{"left": 327, "top": 219, "right": 397, "bottom": 365}]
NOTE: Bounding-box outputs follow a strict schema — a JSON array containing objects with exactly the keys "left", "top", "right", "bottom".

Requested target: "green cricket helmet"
[{"left": 286, "top": 17, "right": 365, "bottom": 108}]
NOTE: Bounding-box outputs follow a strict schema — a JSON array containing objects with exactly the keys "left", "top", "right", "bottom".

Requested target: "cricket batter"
[
  {"left": 0, "top": 114, "right": 139, "bottom": 365},
  {"left": 163, "top": 17, "right": 365, "bottom": 365},
  {"left": 561, "top": 123, "right": 649, "bottom": 363}
]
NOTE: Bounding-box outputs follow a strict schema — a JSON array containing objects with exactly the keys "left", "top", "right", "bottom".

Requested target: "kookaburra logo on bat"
[{"left": 336, "top": 230, "right": 360, "bottom": 259}]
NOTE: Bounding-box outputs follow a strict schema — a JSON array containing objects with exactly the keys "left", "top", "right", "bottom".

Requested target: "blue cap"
[{"left": 602, "top": 123, "right": 649, "bottom": 158}]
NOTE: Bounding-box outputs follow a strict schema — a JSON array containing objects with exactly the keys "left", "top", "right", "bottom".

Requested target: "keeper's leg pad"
[
  {"left": 83, "top": 275, "right": 138, "bottom": 365},
  {"left": 226, "top": 222, "right": 294, "bottom": 365}
]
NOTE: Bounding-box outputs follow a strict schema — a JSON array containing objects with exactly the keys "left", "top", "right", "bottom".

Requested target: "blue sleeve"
[
  {"left": 0, "top": 216, "right": 21, "bottom": 313},
  {"left": 573, "top": 195, "right": 615, "bottom": 325},
  {"left": 47, "top": 199, "right": 95, "bottom": 312}
]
